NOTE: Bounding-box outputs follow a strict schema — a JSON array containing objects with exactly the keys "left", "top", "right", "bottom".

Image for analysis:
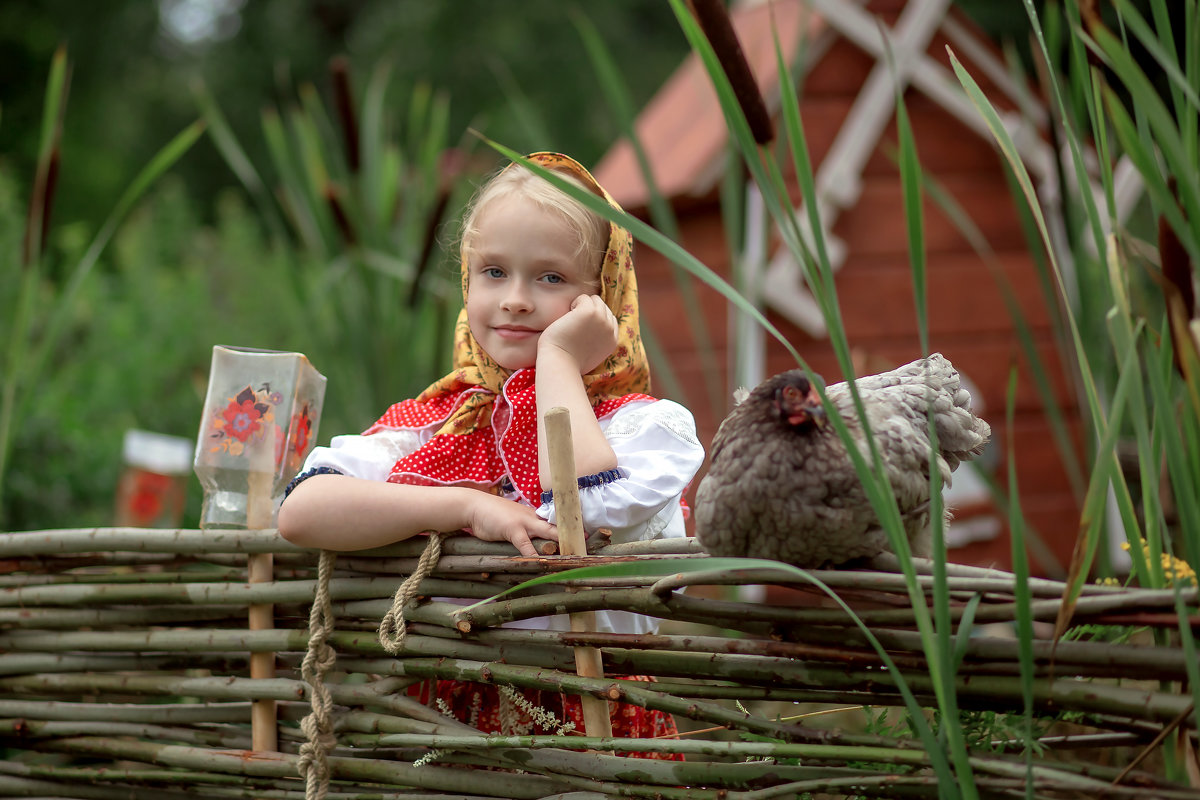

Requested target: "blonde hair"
[{"left": 459, "top": 163, "right": 610, "bottom": 279}]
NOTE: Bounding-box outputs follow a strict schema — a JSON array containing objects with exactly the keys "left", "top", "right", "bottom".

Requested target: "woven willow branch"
[{"left": 2, "top": 527, "right": 1199, "bottom": 798}]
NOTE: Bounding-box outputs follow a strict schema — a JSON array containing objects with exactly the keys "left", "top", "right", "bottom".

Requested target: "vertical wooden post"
[
  {"left": 543, "top": 407, "right": 613, "bottom": 741},
  {"left": 246, "top": 469, "right": 278, "bottom": 754}
]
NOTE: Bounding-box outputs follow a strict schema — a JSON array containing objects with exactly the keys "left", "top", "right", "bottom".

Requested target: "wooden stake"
[
  {"left": 246, "top": 470, "right": 278, "bottom": 754},
  {"left": 543, "top": 407, "right": 612, "bottom": 741}
]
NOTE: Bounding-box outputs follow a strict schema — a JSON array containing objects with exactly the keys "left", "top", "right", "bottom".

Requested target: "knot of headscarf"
[{"left": 364, "top": 152, "right": 651, "bottom": 505}]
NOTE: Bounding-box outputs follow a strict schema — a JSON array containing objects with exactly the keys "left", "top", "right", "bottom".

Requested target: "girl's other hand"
[
  {"left": 465, "top": 491, "right": 558, "bottom": 557},
  {"left": 538, "top": 294, "right": 618, "bottom": 374}
]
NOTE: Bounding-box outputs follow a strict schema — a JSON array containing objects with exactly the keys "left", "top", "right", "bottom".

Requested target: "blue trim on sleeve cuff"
[
  {"left": 283, "top": 466, "right": 344, "bottom": 500},
  {"left": 540, "top": 468, "right": 622, "bottom": 506}
]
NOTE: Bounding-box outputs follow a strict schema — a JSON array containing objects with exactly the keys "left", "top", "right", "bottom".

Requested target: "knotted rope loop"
[
  {"left": 379, "top": 532, "right": 445, "bottom": 655},
  {"left": 298, "top": 549, "right": 338, "bottom": 800}
]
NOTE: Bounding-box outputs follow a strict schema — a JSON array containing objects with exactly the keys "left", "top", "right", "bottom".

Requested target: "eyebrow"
[{"left": 474, "top": 251, "right": 582, "bottom": 272}]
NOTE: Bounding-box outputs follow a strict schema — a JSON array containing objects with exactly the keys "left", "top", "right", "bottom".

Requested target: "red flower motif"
[
  {"left": 128, "top": 472, "right": 171, "bottom": 525},
  {"left": 274, "top": 424, "right": 287, "bottom": 466},
  {"left": 293, "top": 411, "right": 312, "bottom": 454},
  {"left": 222, "top": 397, "right": 263, "bottom": 442}
]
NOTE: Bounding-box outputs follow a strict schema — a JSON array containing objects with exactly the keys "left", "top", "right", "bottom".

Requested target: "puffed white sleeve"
[
  {"left": 298, "top": 429, "right": 426, "bottom": 482},
  {"left": 536, "top": 399, "right": 705, "bottom": 544}
]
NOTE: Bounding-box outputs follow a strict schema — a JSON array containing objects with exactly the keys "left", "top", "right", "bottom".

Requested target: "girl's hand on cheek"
[
  {"left": 539, "top": 295, "right": 618, "bottom": 374},
  {"left": 464, "top": 491, "right": 558, "bottom": 557}
]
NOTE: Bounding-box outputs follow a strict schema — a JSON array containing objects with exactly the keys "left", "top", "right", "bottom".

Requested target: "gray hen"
[{"left": 694, "top": 353, "right": 991, "bottom": 568}]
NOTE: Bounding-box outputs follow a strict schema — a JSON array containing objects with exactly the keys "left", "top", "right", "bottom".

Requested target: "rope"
[
  {"left": 379, "top": 532, "right": 445, "bottom": 655},
  {"left": 298, "top": 549, "right": 339, "bottom": 800},
  {"left": 298, "top": 532, "right": 444, "bottom": 799}
]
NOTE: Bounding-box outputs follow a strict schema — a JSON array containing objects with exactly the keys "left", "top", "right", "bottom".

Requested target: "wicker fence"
[{"left": 1, "top": 527, "right": 1198, "bottom": 799}]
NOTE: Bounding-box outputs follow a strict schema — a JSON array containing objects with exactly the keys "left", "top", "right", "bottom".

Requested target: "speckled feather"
[{"left": 694, "top": 354, "right": 991, "bottom": 568}]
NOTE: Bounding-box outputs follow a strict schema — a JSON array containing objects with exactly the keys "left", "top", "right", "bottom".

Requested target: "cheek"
[
  {"left": 547, "top": 294, "right": 579, "bottom": 322},
  {"left": 465, "top": 294, "right": 486, "bottom": 332}
]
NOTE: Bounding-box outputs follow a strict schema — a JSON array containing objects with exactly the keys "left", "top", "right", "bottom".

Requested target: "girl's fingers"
[
  {"left": 512, "top": 521, "right": 555, "bottom": 555},
  {"left": 511, "top": 534, "right": 538, "bottom": 557}
]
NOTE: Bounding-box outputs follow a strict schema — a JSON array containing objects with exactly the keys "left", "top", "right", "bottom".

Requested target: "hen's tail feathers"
[
  {"left": 849, "top": 353, "right": 992, "bottom": 472},
  {"left": 927, "top": 354, "right": 991, "bottom": 472}
]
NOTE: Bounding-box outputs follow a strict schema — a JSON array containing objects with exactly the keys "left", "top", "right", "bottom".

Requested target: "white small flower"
[{"left": 498, "top": 685, "right": 576, "bottom": 736}]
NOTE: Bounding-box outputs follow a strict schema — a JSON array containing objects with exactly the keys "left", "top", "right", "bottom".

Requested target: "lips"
[{"left": 492, "top": 325, "right": 540, "bottom": 339}]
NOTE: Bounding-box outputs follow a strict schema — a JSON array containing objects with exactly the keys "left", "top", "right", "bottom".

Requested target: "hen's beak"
[
  {"left": 806, "top": 401, "right": 828, "bottom": 429},
  {"left": 793, "top": 384, "right": 827, "bottom": 429},
  {"left": 779, "top": 381, "right": 827, "bottom": 429},
  {"left": 782, "top": 392, "right": 827, "bottom": 429}
]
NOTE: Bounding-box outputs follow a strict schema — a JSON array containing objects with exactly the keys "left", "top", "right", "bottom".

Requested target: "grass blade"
[
  {"left": 1006, "top": 367, "right": 1038, "bottom": 798},
  {"left": 1052, "top": 318, "right": 1143, "bottom": 641},
  {"left": 888, "top": 38, "right": 929, "bottom": 357},
  {"left": 192, "top": 80, "right": 286, "bottom": 247},
  {"left": 0, "top": 47, "right": 70, "bottom": 518}
]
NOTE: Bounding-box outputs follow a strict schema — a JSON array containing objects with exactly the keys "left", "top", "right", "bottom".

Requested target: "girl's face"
[{"left": 465, "top": 193, "right": 601, "bottom": 371}]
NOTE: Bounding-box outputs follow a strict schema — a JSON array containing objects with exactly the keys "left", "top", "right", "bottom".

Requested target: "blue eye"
[
  {"left": 542, "top": 273, "right": 564, "bottom": 284},
  {"left": 483, "top": 267, "right": 504, "bottom": 279}
]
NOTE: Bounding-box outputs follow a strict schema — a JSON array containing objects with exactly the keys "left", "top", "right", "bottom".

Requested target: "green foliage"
[
  {"left": 1, "top": 48, "right": 205, "bottom": 528},
  {"left": 860, "top": 705, "right": 1054, "bottom": 762},
  {"left": 0, "top": 9, "right": 686, "bottom": 530},
  {"left": 1061, "top": 621, "right": 1146, "bottom": 644}
]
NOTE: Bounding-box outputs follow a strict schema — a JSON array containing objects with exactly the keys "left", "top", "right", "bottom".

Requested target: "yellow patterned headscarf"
[{"left": 418, "top": 151, "right": 648, "bottom": 435}]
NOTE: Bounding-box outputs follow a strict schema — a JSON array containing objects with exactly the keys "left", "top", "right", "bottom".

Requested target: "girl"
[{"left": 279, "top": 151, "right": 704, "bottom": 750}]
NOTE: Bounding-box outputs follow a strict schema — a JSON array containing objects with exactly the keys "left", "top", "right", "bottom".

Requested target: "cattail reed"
[
  {"left": 330, "top": 55, "right": 360, "bottom": 173},
  {"left": 687, "top": 0, "right": 774, "bottom": 145}
]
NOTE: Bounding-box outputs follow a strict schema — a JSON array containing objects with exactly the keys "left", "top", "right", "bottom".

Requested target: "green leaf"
[
  {"left": 193, "top": 80, "right": 286, "bottom": 246},
  {"left": 457, "top": 557, "right": 804, "bottom": 613},
  {"left": 1084, "top": 26, "right": 1200, "bottom": 260},
  {"left": 1006, "top": 367, "right": 1038, "bottom": 798},
  {"left": 1052, "top": 318, "right": 1144, "bottom": 641}
]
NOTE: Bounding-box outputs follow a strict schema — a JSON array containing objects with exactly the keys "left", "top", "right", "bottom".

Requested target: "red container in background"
[{"left": 114, "top": 430, "right": 194, "bottom": 528}]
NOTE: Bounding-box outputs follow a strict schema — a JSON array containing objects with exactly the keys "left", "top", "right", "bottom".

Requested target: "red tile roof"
[{"left": 594, "top": 0, "right": 820, "bottom": 210}]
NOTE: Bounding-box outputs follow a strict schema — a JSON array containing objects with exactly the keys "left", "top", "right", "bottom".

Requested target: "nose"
[{"left": 500, "top": 281, "right": 533, "bottom": 313}]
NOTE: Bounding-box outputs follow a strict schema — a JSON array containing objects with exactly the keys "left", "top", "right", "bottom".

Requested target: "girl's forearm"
[
  {"left": 277, "top": 474, "right": 472, "bottom": 550},
  {"left": 535, "top": 349, "right": 618, "bottom": 479}
]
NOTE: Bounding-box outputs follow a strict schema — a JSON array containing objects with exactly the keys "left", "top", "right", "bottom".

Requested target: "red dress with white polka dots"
[{"left": 371, "top": 369, "right": 683, "bottom": 759}]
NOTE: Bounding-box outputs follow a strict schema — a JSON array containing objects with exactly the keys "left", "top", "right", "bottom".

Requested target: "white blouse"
[{"left": 299, "top": 397, "right": 705, "bottom": 634}]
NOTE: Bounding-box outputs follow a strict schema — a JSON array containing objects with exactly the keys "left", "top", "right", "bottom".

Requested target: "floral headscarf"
[{"left": 365, "top": 152, "right": 651, "bottom": 504}]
